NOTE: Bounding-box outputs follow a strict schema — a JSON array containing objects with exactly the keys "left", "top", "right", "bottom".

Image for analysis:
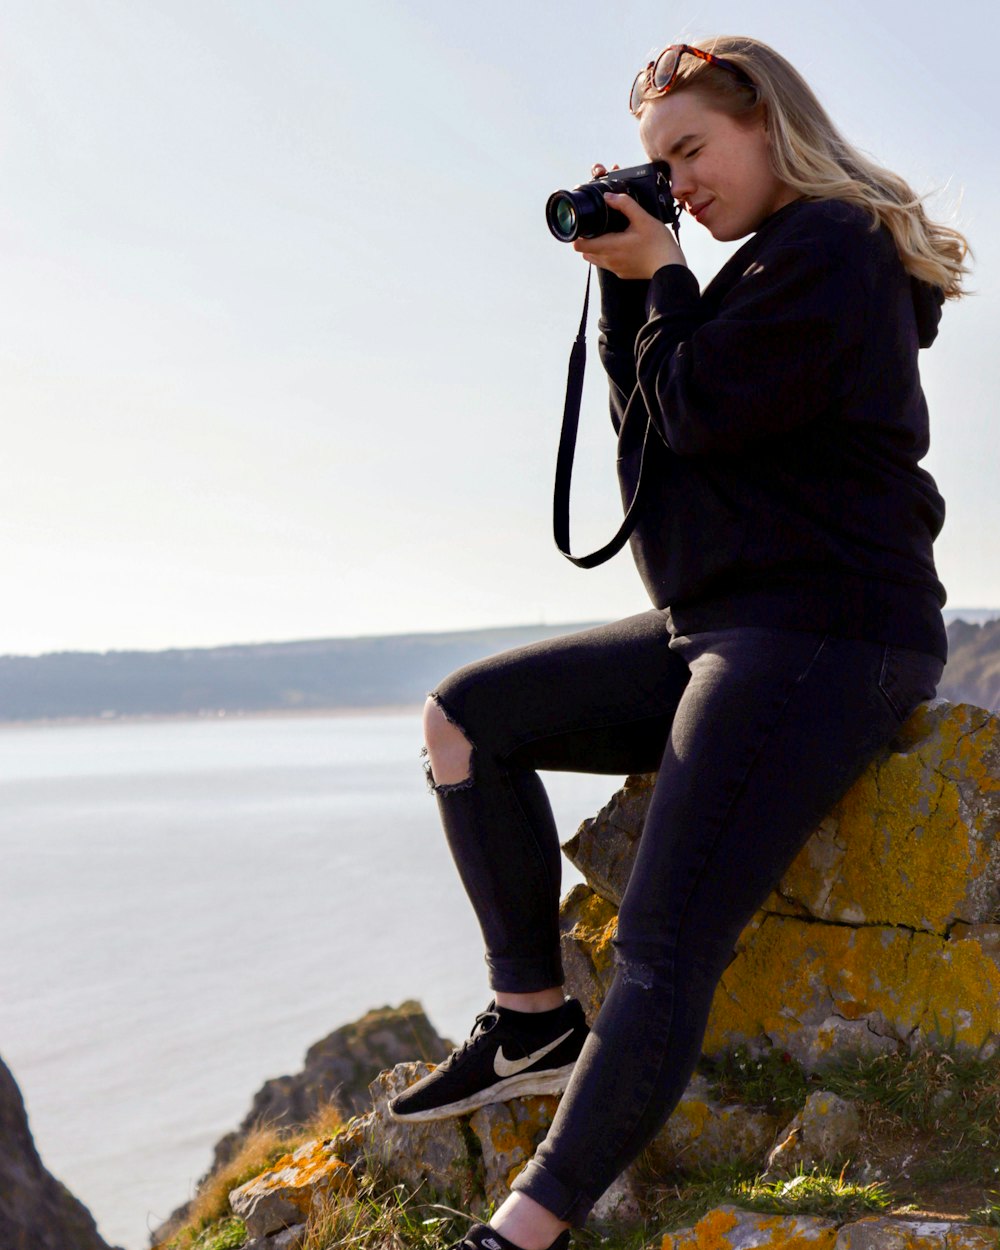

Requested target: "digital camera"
[{"left": 545, "top": 160, "right": 678, "bottom": 242}]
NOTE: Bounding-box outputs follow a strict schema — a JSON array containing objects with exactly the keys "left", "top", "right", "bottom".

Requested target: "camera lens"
[
  {"left": 545, "top": 185, "right": 612, "bottom": 242},
  {"left": 549, "top": 195, "right": 578, "bottom": 242}
]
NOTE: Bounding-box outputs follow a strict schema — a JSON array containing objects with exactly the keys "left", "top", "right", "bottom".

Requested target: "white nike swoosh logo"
[{"left": 493, "top": 1028, "right": 575, "bottom": 1078}]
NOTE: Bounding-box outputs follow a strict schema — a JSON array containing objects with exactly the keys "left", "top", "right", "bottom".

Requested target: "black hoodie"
[{"left": 598, "top": 198, "right": 948, "bottom": 661}]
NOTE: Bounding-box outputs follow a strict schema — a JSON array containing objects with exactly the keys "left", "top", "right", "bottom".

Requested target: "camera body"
[{"left": 546, "top": 160, "right": 678, "bottom": 243}]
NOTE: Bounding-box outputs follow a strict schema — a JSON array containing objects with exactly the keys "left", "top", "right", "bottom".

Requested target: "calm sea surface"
[{"left": 0, "top": 712, "right": 623, "bottom": 1250}]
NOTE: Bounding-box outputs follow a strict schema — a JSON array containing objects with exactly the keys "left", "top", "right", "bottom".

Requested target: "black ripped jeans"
[{"left": 426, "top": 611, "right": 943, "bottom": 1226}]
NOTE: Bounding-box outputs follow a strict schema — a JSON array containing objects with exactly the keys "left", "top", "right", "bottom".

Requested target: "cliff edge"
[{"left": 0, "top": 1055, "right": 121, "bottom": 1250}]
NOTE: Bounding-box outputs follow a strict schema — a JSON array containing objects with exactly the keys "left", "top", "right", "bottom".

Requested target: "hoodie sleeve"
[
  {"left": 635, "top": 229, "right": 865, "bottom": 456},
  {"left": 595, "top": 267, "right": 650, "bottom": 433}
]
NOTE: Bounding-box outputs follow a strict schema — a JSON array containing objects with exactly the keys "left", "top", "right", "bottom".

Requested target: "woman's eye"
[{"left": 685, "top": 146, "right": 702, "bottom": 159}]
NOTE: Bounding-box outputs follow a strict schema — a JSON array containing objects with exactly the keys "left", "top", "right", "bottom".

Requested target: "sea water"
[{"left": 0, "top": 712, "right": 623, "bottom": 1250}]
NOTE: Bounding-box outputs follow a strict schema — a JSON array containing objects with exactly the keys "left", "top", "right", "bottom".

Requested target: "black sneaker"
[
  {"left": 388, "top": 998, "right": 588, "bottom": 1122},
  {"left": 448, "top": 1222, "right": 570, "bottom": 1250}
]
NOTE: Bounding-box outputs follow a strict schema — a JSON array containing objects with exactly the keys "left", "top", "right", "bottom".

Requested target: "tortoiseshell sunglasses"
[{"left": 629, "top": 44, "right": 753, "bottom": 115}]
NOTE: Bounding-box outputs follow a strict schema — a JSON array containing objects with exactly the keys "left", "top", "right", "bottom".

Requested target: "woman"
[{"left": 389, "top": 36, "right": 969, "bottom": 1250}]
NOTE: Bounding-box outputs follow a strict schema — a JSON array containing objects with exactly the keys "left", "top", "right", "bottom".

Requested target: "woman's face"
[{"left": 638, "top": 91, "right": 798, "bottom": 241}]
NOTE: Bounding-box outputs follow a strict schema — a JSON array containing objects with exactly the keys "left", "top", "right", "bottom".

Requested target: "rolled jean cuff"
[
  {"left": 486, "top": 953, "right": 565, "bottom": 994},
  {"left": 509, "top": 1159, "right": 593, "bottom": 1227}
]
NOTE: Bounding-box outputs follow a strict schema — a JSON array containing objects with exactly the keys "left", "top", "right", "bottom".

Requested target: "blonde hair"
[{"left": 636, "top": 36, "right": 970, "bottom": 298}]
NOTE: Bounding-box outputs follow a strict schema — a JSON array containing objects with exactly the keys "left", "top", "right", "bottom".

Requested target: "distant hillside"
[
  {"left": 0, "top": 624, "right": 603, "bottom": 722},
  {"left": 940, "top": 618, "right": 1000, "bottom": 712},
  {"left": 1, "top": 613, "right": 997, "bottom": 723}
]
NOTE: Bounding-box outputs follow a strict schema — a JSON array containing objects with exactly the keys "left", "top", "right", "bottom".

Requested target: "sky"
[{"left": 2, "top": 0, "right": 998, "bottom": 656}]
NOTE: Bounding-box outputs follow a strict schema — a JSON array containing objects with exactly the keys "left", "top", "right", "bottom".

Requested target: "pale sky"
[{"left": 3, "top": 0, "right": 997, "bottom": 656}]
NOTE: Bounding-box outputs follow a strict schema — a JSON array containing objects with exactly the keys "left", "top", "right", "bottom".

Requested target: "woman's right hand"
[{"left": 576, "top": 161, "right": 686, "bottom": 278}]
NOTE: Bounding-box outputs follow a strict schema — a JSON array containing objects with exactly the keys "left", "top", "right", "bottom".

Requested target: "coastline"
[{"left": 0, "top": 704, "right": 423, "bottom": 731}]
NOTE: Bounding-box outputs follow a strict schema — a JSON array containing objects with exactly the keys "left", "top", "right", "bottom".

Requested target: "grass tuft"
[
  {"left": 699, "top": 1043, "right": 809, "bottom": 1115},
  {"left": 736, "top": 1168, "right": 893, "bottom": 1220},
  {"left": 300, "top": 1174, "right": 470, "bottom": 1250},
  {"left": 970, "top": 1194, "right": 1000, "bottom": 1227},
  {"left": 818, "top": 1041, "right": 1000, "bottom": 1189},
  {"left": 648, "top": 1162, "right": 892, "bottom": 1232}
]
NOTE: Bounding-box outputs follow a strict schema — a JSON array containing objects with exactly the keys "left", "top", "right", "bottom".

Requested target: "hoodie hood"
[{"left": 911, "top": 276, "right": 944, "bottom": 348}]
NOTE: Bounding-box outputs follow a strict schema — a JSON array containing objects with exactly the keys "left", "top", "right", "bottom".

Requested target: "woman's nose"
[{"left": 670, "top": 176, "right": 694, "bottom": 204}]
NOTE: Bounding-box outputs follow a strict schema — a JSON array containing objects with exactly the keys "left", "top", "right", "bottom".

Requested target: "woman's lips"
[{"left": 691, "top": 199, "right": 713, "bottom": 222}]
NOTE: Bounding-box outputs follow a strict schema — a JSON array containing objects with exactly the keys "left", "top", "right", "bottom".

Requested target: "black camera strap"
[{"left": 552, "top": 265, "right": 655, "bottom": 568}]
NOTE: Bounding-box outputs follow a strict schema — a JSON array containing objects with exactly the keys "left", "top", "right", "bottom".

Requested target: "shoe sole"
[{"left": 386, "top": 1062, "right": 578, "bottom": 1123}]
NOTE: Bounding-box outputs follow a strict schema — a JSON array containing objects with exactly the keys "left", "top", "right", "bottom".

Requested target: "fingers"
[
  {"left": 603, "top": 191, "right": 645, "bottom": 221},
  {"left": 590, "top": 162, "right": 621, "bottom": 178},
  {"left": 571, "top": 193, "right": 687, "bottom": 279}
]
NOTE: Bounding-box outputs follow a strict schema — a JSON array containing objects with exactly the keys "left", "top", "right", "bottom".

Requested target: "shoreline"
[{"left": 0, "top": 704, "right": 423, "bottom": 731}]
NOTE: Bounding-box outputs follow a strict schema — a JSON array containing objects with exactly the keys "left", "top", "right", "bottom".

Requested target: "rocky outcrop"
[
  {"left": 211, "top": 1000, "right": 450, "bottom": 1171},
  {"left": 0, "top": 1054, "right": 121, "bottom": 1250},
  {"left": 940, "top": 618, "right": 1000, "bottom": 712},
  {"left": 563, "top": 700, "right": 1000, "bottom": 1067},
  {"left": 152, "top": 1002, "right": 449, "bottom": 1247}
]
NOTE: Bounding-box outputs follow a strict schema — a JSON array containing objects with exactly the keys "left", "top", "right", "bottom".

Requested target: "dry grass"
[{"left": 155, "top": 1103, "right": 346, "bottom": 1249}]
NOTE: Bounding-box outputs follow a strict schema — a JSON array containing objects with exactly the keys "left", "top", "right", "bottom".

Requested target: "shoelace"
[{"left": 438, "top": 1004, "right": 501, "bottom": 1071}]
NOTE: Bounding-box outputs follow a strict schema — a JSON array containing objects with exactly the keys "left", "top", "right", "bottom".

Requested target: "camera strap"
[{"left": 552, "top": 265, "right": 654, "bottom": 568}]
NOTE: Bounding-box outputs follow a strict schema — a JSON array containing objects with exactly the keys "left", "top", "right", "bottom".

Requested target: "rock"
[
  {"left": 228, "top": 1138, "right": 354, "bottom": 1238},
  {"left": 562, "top": 772, "right": 657, "bottom": 906},
  {"left": 650, "top": 1075, "right": 780, "bottom": 1173},
  {"left": 659, "top": 1208, "right": 1000, "bottom": 1249},
  {"left": 0, "top": 1054, "right": 122, "bottom": 1250},
  {"left": 565, "top": 702, "right": 1000, "bottom": 933},
  {"left": 832, "top": 1216, "right": 999, "bottom": 1248},
  {"left": 244, "top": 1226, "right": 307, "bottom": 1250},
  {"left": 588, "top": 1170, "right": 644, "bottom": 1226},
  {"left": 563, "top": 702, "right": 1000, "bottom": 1070},
  {"left": 271, "top": 1228, "right": 307, "bottom": 1250},
  {"left": 765, "top": 1091, "right": 860, "bottom": 1176},
  {"left": 468, "top": 1096, "right": 558, "bottom": 1210},
  {"left": 358, "top": 1063, "right": 483, "bottom": 1209},
  {"left": 774, "top": 701, "right": 1000, "bottom": 932},
  {"left": 212, "top": 1000, "right": 450, "bottom": 1170},
  {"left": 704, "top": 912, "right": 1000, "bottom": 1068},
  {"left": 559, "top": 884, "right": 617, "bottom": 1024},
  {"left": 659, "top": 1203, "right": 838, "bottom": 1248}
]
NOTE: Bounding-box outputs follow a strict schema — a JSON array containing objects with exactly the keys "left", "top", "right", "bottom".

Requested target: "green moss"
[{"left": 167, "top": 1217, "right": 246, "bottom": 1250}]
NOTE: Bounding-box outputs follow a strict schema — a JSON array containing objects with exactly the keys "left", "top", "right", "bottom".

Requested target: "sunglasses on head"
[{"left": 630, "top": 44, "right": 754, "bottom": 115}]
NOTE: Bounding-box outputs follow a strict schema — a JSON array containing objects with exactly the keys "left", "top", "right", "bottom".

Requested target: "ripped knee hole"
[{"left": 422, "top": 695, "right": 475, "bottom": 789}]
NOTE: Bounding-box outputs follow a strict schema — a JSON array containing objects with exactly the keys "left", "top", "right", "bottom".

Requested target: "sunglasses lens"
[
  {"left": 652, "top": 47, "right": 680, "bottom": 91},
  {"left": 629, "top": 70, "right": 646, "bottom": 113}
]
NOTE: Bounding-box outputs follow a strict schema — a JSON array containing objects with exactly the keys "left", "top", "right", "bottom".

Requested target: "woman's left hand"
[{"left": 573, "top": 192, "right": 686, "bottom": 278}]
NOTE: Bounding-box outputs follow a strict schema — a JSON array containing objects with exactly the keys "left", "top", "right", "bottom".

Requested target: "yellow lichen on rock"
[
  {"left": 560, "top": 885, "right": 619, "bottom": 1021},
  {"left": 833, "top": 1215, "right": 1000, "bottom": 1247},
  {"left": 651, "top": 1076, "right": 779, "bottom": 1173},
  {"left": 469, "top": 1096, "right": 558, "bottom": 1209},
  {"left": 659, "top": 1205, "right": 838, "bottom": 1248},
  {"left": 775, "top": 703, "right": 1000, "bottom": 934},
  {"left": 228, "top": 1139, "right": 354, "bottom": 1238},
  {"left": 703, "top": 913, "right": 1000, "bottom": 1066},
  {"left": 565, "top": 888, "right": 618, "bottom": 972},
  {"left": 660, "top": 1204, "right": 740, "bottom": 1249}
]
